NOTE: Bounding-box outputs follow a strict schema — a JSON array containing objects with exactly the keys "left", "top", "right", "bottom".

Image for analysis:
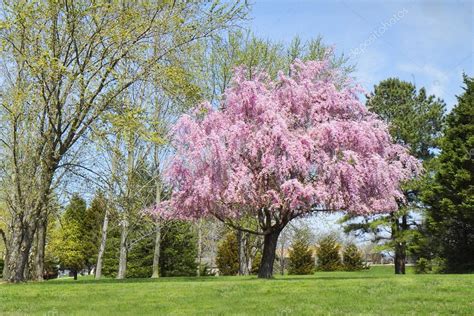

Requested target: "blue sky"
[{"left": 248, "top": 0, "right": 473, "bottom": 111}]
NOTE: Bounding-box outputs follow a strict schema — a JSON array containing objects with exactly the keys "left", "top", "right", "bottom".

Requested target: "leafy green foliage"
[
  {"left": 288, "top": 231, "right": 314, "bottom": 275},
  {"left": 343, "top": 243, "right": 364, "bottom": 271},
  {"left": 316, "top": 235, "right": 342, "bottom": 271},
  {"left": 421, "top": 75, "right": 474, "bottom": 273}
]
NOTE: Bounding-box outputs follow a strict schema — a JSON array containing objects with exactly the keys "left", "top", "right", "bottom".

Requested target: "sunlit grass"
[{"left": 1, "top": 266, "right": 473, "bottom": 315}]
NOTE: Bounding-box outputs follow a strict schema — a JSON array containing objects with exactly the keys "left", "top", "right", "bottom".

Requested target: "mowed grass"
[{"left": 1, "top": 266, "right": 473, "bottom": 315}]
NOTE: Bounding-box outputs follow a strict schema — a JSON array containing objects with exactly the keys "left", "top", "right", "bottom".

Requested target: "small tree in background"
[
  {"left": 216, "top": 232, "right": 240, "bottom": 275},
  {"left": 343, "top": 243, "right": 364, "bottom": 271},
  {"left": 49, "top": 195, "right": 88, "bottom": 280},
  {"left": 159, "top": 221, "right": 198, "bottom": 277},
  {"left": 288, "top": 231, "right": 314, "bottom": 275},
  {"left": 316, "top": 235, "right": 342, "bottom": 271},
  {"left": 49, "top": 222, "right": 86, "bottom": 280}
]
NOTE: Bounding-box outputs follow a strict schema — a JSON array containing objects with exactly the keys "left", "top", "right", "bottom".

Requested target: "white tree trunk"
[
  {"left": 151, "top": 222, "right": 161, "bottom": 278},
  {"left": 95, "top": 209, "right": 109, "bottom": 279},
  {"left": 117, "top": 218, "right": 129, "bottom": 279}
]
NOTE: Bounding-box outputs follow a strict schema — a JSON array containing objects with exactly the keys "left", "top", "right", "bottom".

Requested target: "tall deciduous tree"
[
  {"left": 421, "top": 75, "right": 474, "bottom": 272},
  {"left": 0, "top": 0, "right": 246, "bottom": 282},
  {"left": 152, "top": 56, "right": 421, "bottom": 278}
]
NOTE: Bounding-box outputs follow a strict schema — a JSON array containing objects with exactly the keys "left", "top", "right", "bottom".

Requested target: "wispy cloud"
[{"left": 397, "top": 63, "right": 449, "bottom": 97}]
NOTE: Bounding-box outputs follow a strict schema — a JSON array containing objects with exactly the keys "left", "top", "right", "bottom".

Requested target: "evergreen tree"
[
  {"left": 49, "top": 195, "right": 90, "bottom": 280},
  {"left": 216, "top": 232, "right": 240, "bottom": 275},
  {"left": 342, "top": 78, "right": 445, "bottom": 274},
  {"left": 421, "top": 75, "right": 474, "bottom": 273},
  {"left": 288, "top": 231, "right": 314, "bottom": 275},
  {"left": 83, "top": 192, "right": 106, "bottom": 273},
  {"left": 343, "top": 243, "right": 364, "bottom": 271},
  {"left": 316, "top": 235, "right": 342, "bottom": 271},
  {"left": 159, "top": 220, "right": 198, "bottom": 277}
]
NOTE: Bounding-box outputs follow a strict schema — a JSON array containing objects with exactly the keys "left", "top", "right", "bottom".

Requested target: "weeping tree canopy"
[{"left": 151, "top": 54, "right": 421, "bottom": 278}]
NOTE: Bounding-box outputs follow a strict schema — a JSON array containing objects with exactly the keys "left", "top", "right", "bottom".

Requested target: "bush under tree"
[
  {"left": 343, "top": 243, "right": 364, "bottom": 271},
  {"left": 288, "top": 230, "right": 315, "bottom": 275},
  {"left": 316, "top": 235, "right": 342, "bottom": 271},
  {"left": 216, "top": 232, "right": 240, "bottom": 275}
]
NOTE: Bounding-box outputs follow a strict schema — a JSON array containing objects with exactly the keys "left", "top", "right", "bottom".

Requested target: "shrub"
[
  {"left": 316, "top": 235, "right": 342, "bottom": 271},
  {"left": 343, "top": 243, "right": 364, "bottom": 271},
  {"left": 288, "top": 235, "right": 314, "bottom": 275},
  {"left": 415, "top": 257, "right": 431, "bottom": 274},
  {"left": 216, "top": 232, "right": 239, "bottom": 275},
  {"left": 251, "top": 252, "right": 262, "bottom": 274}
]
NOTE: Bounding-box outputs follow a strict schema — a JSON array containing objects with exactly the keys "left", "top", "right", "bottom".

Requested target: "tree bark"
[
  {"left": 117, "top": 218, "right": 128, "bottom": 279},
  {"left": 391, "top": 212, "right": 406, "bottom": 274},
  {"left": 196, "top": 219, "right": 202, "bottom": 277},
  {"left": 151, "top": 222, "right": 161, "bottom": 278},
  {"left": 151, "top": 166, "right": 161, "bottom": 279},
  {"left": 2, "top": 239, "right": 9, "bottom": 281},
  {"left": 6, "top": 219, "right": 36, "bottom": 283},
  {"left": 95, "top": 209, "right": 109, "bottom": 279},
  {"left": 34, "top": 217, "right": 47, "bottom": 281},
  {"left": 73, "top": 270, "right": 78, "bottom": 280},
  {"left": 238, "top": 230, "right": 249, "bottom": 275},
  {"left": 258, "top": 229, "right": 281, "bottom": 278}
]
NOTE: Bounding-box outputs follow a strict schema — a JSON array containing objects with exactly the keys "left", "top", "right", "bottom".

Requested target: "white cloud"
[{"left": 397, "top": 63, "right": 449, "bottom": 97}]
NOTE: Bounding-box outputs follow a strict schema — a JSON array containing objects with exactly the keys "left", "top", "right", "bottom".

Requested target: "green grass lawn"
[{"left": 1, "top": 266, "right": 473, "bottom": 315}]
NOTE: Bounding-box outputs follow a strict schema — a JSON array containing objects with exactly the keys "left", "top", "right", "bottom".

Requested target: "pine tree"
[
  {"left": 288, "top": 232, "right": 314, "bottom": 275},
  {"left": 159, "top": 220, "right": 198, "bottom": 277},
  {"left": 316, "top": 235, "right": 342, "bottom": 271},
  {"left": 422, "top": 75, "right": 474, "bottom": 273},
  {"left": 342, "top": 78, "right": 446, "bottom": 274},
  {"left": 343, "top": 243, "right": 364, "bottom": 271}
]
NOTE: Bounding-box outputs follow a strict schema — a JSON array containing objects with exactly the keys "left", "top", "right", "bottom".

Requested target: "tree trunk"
[
  {"left": 151, "top": 169, "right": 161, "bottom": 279},
  {"left": 279, "top": 240, "right": 286, "bottom": 275},
  {"left": 6, "top": 219, "right": 36, "bottom": 283},
  {"left": 391, "top": 212, "right": 406, "bottom": 274},
  {"left": 151, "top": 222, "right": 161, "bottom": 278},
  {"left": 117, "top": 218, "right": 128, "bottom": 279},
  {"left": 95, "top": 209, "right": 109, "bottom": 279},
  {"left": 258, "top": 229, "right": 281, "bottom": 279},
  {"left": 73, "top": 270, "right": 78, "bottom": 280},
  {"left": 2, "top": 245, "right": 10, "bottom": 281},
  {"left": 238, "top": 230, "right": 249, "bottom": 275},
  {"left": 196, "top": 219, "right": 202, "bottom": 277},
  {"left": 34, "top": 218, "right": 47, "bottom": 281}
]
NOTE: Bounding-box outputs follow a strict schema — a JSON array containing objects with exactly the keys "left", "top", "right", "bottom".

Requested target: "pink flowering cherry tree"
[{"left": 151, "top": 57, "right": 421, "bottom": 278}]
